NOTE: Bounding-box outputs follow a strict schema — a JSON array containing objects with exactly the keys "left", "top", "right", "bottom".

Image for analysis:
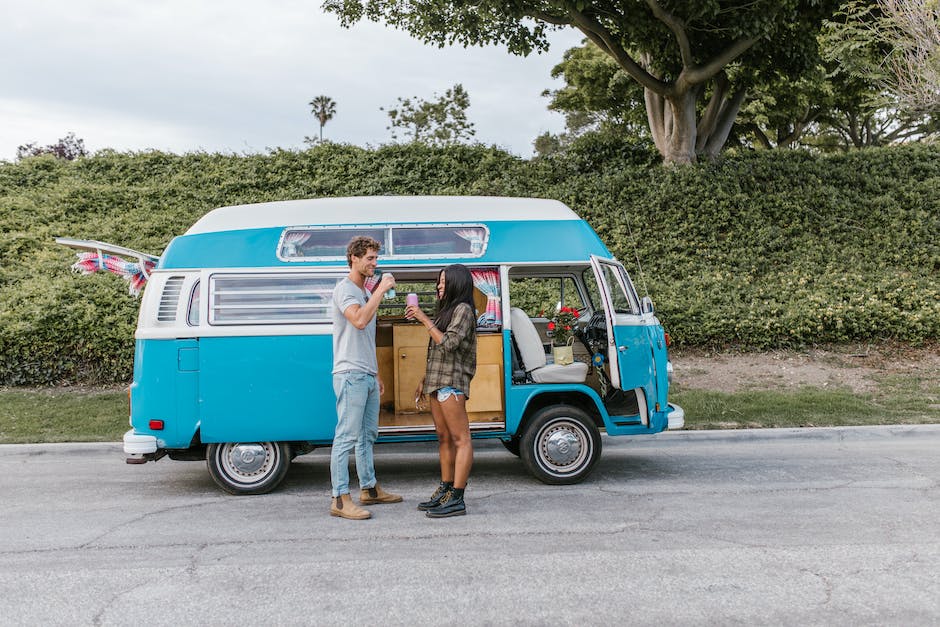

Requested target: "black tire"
[
  {"left": 206, "top": 442, "right": 291, "bottom": 495},
  {"left": 520, "top": 405, "right": 601, "bottom": 485},
  {"left": 500, "top": 437, "right": 521, "bottom": 457}
]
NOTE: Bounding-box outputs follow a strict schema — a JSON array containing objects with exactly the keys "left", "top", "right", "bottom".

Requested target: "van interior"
[{"left": 372, "top": 265, "right": 639, "bottom": 436}]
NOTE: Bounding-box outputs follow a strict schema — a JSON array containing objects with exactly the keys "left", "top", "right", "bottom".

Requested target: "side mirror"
[{"left": 641, "top": 296, "right": 655, "bottom": 314}]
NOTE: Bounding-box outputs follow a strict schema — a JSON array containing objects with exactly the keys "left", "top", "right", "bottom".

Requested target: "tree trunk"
[
  {"left": 664, "top": 89, "right": 698, "bottom": 164},
  {"left": 644, "top": 88, "right": 669, "bottom": 157},
  {"left": 701, "top": 88, "right": 746, "bottom": 160}
]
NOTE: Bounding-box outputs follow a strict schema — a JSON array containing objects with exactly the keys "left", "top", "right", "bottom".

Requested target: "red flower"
[{"left": 548, "top": 306, "right": 578, "bottom": 346}]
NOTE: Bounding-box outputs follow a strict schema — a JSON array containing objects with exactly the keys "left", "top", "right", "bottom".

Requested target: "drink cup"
[
  {"left": 374, "top": 269, "right": 395, "bottom": 298},
  {"left": 406, "top": 293, "right": 419, "bottom": 307}
]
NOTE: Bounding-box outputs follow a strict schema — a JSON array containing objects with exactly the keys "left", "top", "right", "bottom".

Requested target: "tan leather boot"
[
  {"left": 359, "top": 484, "right": 403, "bottom": 505},
  {"left": 330, "top": 494, "right": 371, "bottom": 520}
]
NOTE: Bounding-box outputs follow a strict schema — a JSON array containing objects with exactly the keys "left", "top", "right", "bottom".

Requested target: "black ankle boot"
[
  {"left": 417, "top": 482, "right": 452, "bottom": 511},
  {"left": 425, "top": 488, "right": 466, "bottom": 518}
]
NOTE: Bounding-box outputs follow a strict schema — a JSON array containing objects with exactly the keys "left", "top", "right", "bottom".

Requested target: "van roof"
[
  {"left": 186, "top": 196, "right": 579, "bottom": 235},
  {"left": 160, "top": 195, "right": 611, "bottom": 269}
]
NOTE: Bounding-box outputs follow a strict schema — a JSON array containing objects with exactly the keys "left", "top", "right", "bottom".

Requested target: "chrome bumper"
[
  {"left": 667, "top": 403, "right": 685, "bottom": 429},
  {"left": 123, "top": 429, "right": 158, "bottom": 463}
]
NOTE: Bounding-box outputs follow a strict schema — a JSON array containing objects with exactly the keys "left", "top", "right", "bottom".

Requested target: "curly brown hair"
[{"left": 345, "top": 236, "right": 381, "bottom": 267}]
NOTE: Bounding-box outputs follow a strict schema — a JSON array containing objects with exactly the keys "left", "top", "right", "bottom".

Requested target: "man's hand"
[{"left": 379, "top": 272, "right": 396, "bottom": 295}]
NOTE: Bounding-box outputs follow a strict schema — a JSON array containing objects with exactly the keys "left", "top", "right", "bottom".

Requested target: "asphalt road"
[{"left": 1, "top": 425, "right": 939, "bottom": 626}]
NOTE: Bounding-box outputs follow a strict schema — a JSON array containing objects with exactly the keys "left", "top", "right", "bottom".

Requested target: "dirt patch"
[{"left": 671, "top": 343, "right": 940, "bottom": 395}]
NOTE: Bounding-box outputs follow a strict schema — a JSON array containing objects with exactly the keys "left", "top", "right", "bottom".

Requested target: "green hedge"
[{"left": 1, "top": 141, "right": 938, "bottom": 384}]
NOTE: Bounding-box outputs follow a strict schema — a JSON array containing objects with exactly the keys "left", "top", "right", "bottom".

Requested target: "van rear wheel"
[
  {"left": 207, "top": 441, "right": 290, "bottom": 495},
  {"left": 521, "top": 406, "right": 601, "bottom": 485}
]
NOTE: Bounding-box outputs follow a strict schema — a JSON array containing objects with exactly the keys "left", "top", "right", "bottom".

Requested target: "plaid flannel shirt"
[{"left": 423, "top": 302, "right": 477, "bottom": 397}]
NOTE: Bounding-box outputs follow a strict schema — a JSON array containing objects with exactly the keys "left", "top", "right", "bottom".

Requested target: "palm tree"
[{"left": 309, "top": 95, "right": 337, "bottom": 142}]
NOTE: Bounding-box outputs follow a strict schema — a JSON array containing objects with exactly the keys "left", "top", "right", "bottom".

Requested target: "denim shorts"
[{"left": 436, "top": 386, "right": 465, "bottom": 402}]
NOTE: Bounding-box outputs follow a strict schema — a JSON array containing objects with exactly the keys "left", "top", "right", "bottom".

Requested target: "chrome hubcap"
[
  {"left": 544, "top": 429, "right": 581, "bottom": 465},
  {"left": 538, "top": 420, "right": 590, "bottom": 473},
  {"left": 228, "top": 443, "right": 269, "bottom": 475}
]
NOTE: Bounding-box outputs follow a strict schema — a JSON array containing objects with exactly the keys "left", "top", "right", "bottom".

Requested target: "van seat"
[{"left": 509, "top": 307, "right": 588, "bottom": 384}]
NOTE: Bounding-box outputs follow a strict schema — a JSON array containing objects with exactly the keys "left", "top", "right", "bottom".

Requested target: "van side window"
[
  {"left": 280, "top": 228, "right": 386, "bottom": 259},
  {"left": 208, "top": 274, "right": 339, "bottom": 324},
  {"left": 187, "top": 281, "right": 200, "bottom": 326},
  {"left": 597, "top": 264, "right": 639, "bottom": 314},
  {"left": 279, "top": 225, "right": 488, "bottom": 260},
  {"left": 509, "top": 276, "right": 585, "bottom": 318},
  {"left": 583, "top": 269, "right": 602, "bottom": 310},
  {"left": 392, "top": 226, "right": 486, "bottom": 256}
]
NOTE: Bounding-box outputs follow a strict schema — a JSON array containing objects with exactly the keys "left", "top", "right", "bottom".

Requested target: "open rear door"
[{"left": 56, "top": 237, "right": 160, "bottom": 295}]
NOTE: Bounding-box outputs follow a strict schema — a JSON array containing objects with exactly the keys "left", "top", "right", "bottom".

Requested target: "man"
[{"left": 329, "top": 236, "right": 403, "bottom": 520}]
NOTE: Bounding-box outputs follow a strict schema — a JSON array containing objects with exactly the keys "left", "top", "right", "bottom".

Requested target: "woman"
[{"left": 406, "top": 264, "right": 477, "bottom": 518}]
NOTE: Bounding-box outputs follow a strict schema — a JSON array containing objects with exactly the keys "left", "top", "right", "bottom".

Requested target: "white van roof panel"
[{"left": 186, "top": 196, "right": 578, "bottom": 235}]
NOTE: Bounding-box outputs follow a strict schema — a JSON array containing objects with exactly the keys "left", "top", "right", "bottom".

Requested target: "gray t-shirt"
[{"left": 331, "top": 277, "right": 378, "bottom": 375}]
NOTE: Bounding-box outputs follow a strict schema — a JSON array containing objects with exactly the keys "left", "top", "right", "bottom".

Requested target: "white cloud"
[{"left": 0, "top": 1, "right": 584, "bottom": 161}]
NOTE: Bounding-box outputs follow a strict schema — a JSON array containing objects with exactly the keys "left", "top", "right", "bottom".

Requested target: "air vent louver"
[{"left": 157, "top": 276, "right": 185, "bottom": 322}]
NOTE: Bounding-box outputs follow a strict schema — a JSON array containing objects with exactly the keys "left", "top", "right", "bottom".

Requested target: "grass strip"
[
  {"left": 671, "top": 385, "right": 940, "bottom": 430},
  {"left": 0, "top": 388, "right": 128, "bottom": 444}
]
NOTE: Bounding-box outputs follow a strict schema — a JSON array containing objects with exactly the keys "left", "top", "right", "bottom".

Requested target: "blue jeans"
[{"left": 330, "top": 371, "right": 379, "bottom": 497}]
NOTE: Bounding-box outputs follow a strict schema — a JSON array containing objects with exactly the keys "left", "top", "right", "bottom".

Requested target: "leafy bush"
[{"left": 1, "top": 143, "right": 937, "bottom": 384}]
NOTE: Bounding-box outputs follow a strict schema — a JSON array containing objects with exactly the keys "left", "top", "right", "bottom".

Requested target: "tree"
[
  {"left": 545, "top": 33, "right": 938, "bottom": 153},
  {"left": 882, "top": 0, "right": 940, "bottom": 112},
  {"left": 543, "top": 42, "right": 649, "bottom": 139},
  {"left": 308, "top": 95, "right": 337, "bottom": 143},
  {"left": 825, "top": 0, "right": 940, "bottom": 115},
  {"left": 733, "top": 69, "right": 835, "bottom": 149},
  {"left": 382, "top": 83, "right": 475, "bottom": 146},
  {"left": 323, "top": 0, "right": 840, "bottom": 164},
  {"left": 16, "top": 132, "right": 87, "bottom": 160},
  {"left": 800, "top": 0, "right": 940, "bottom": 149}
]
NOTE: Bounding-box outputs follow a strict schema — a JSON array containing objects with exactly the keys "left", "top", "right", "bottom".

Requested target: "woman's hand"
[
  {"left": 414, "top": 378, "right": 427, "bottom": 411},
  {"left": 405, "top": 304, "right": 430, "bottom": 324}
]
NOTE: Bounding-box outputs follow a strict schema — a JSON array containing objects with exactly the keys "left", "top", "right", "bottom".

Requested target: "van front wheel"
[
  {"left": 521, "top": 406, "right": 601, "bottom": 485},
  {"left": 207, "top": 441, "right": 291, "bottom": 495}
]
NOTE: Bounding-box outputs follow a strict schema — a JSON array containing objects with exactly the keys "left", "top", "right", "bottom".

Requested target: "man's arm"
[{"left": 343, "top": 274, "right": 395, "bottom": 329}]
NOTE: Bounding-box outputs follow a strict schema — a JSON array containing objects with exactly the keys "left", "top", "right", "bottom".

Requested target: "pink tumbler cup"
[{"left": 406, "top": 293, "right": 419, "bottom": 307}]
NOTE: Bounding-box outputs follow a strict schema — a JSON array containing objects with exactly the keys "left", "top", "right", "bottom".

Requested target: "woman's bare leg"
[
  {"left": 429, "top": 396, "right": 456, "bottom": 483},
  {"left": 437, "top": 395, "right": 473, "bottom": 488}
]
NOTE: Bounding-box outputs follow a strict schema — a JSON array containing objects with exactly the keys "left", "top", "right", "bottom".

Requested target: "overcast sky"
[{"left": 0, "top": 1, "right": 585, "bottom": 162}]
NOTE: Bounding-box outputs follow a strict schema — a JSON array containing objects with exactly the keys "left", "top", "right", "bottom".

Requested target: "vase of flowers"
[{"left": 547, "top": 306, "right": 579, "bottom": 365}]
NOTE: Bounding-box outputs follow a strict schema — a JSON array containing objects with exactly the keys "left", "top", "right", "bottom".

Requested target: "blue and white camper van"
[{"left": 61, "top": 196, "right": 683, "bottom": 494}]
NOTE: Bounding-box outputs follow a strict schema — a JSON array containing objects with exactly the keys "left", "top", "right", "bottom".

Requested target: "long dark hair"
[{"left": 434, "top": 264, "right": 475, "bottom": 331}]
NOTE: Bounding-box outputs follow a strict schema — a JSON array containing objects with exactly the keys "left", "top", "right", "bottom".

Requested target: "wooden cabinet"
[
  {"left": 393, "top": 325, "right": 430, "bottom": 414},
  {"left": 391, "top": 325, "right": 503, "bottom": 419},
  {"left": 466, "top": 336, "right": 503, "bottom": 414}
]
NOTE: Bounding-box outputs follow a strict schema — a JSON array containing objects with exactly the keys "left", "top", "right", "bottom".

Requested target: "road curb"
[
  {"left": 0, "top": 441, "right": 123, "bottom": 455},
  {"left": 652, "top": 423, "right": 940, "bottom": 444}
]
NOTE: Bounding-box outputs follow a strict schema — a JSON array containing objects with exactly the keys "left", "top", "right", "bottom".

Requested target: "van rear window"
[
  {"left": 278, "top": 224, "right": 487, "bottom": 260},
  {"left": 209, "top": 274, "right": 339, "bottom": 325}
]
